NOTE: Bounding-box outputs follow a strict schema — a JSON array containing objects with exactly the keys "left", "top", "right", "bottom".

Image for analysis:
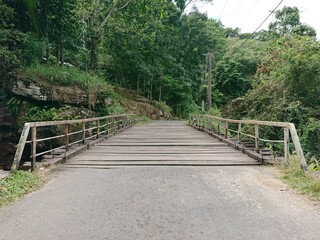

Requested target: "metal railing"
[
  {"left": 11, "top": 114, "right": 135, "bottom": 171},
  {"left": 189, "top": 114, "right": 307, "bottom": 171}
]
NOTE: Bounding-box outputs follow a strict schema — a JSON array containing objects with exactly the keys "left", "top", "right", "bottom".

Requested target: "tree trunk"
[
  {"left": 57, "top": 0, "right": 64, "bottom": 66},
  {"left": 89, "top": 37, "right": 98, "bottom": 70},
  {"left": 159, "top": 78, "right": 162, "bottom": 102},
  {"left": 150, "top": 76, "right": 153, "bottom": 100},
  {"left": 137, "top": 74, "right": 140, "bottom": 93}
]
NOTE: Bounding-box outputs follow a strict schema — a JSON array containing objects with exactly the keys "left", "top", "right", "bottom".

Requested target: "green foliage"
[
  {"left": 21, "top": 34, "right": 44, "bottom": 65},
  {"left": 0, "top": 1, "right": 25, "bottom": 76},
  {"left": 19, "top": 64, "right": 110, "bottom": 92},
  {"left": 106, "top": 103, "right": 125, "bottom": 115},
  {"left": 215, "top": 58, "right": 251, "bottom": 105},
  {"left": 269, "top": 6, "right": 316, "bottom": 37},
  {"left": 136, "top": 115, "right": 151, "bottom": 125},
  {"left": 301, "top": 119, "right": 320, "bottom": 160},
  {"left": 280, "top": 156, "right": 320, "bottom": 199},
  {"left": 19, "top": 105, "right": 76, "bottom": 124},
  {"left": 223, "top": 35, "right": 320, "bottom": 160},
  {"left": 4, "top": 96, "right": 30, "bottom": 116},
  {"left": 95, "top": 103, "right": 125, "bottom": 116},
  {"left": 207, "top": 107, "right": 221, "bottom": 117},
  {"left": 0, "top": 171, "right": 44, "bottom": 208}
]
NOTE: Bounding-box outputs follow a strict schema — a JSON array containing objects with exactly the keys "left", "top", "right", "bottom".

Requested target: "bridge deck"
[{"left": 64, "top": 121, "right": 261, "bottom": 168}]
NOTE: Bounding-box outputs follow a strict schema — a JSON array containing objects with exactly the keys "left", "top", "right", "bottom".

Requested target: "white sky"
[{"left": 189, "top": 0, "right": 320, "bottom": 37}]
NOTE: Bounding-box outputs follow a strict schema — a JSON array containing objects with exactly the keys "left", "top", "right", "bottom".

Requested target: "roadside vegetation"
[
  {"left": 0, "top": 171, "right": 44, "bottom": 208},
  {"left": 279, "top": 157, "right": 320, "bottom": 200},
  {"left": 1, "top": 1, "right": 320, "bottom": 174}
]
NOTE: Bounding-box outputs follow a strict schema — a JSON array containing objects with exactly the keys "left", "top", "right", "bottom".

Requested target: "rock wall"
[
  {"left": 0, "top": 103, "right": 17, "bottom": 170},
  {"left": 12, "top": 78, "right": 99, "bottom": 108}
]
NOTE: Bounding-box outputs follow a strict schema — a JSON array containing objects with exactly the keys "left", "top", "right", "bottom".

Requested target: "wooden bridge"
[
  {"left": 11, "top": 114, "right": 307, "bottom": 171},
  {"left": 63, "top": 121, "right": 259, "bottom": 168}
]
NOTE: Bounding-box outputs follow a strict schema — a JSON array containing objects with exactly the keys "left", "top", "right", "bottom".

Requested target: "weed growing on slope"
[
  {"left": 280, "top": 156, "right": 320, "bottom": 199},
  {"left": 0, "top": 171, "right": 44, "bottom": 208},
  {"left": 18, "top": 64, "right": 110, "bottom": 92}
]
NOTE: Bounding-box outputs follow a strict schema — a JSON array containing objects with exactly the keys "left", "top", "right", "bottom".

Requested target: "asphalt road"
[{"left": 1, "top": 166, "right": 320, "bottom": 240}]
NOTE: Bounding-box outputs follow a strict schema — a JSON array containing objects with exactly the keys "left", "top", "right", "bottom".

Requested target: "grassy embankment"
[
  {"left": 280, "top": 157, "right": 320, "bottom": 200},
  {"left": 0, "top": 171, "right": 44, "bottom": 208}
]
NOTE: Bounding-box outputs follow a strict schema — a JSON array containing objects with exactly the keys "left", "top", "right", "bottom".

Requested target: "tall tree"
[
  {"left": 81, "top": 0, "right": 132, "bottom": 70},
  {"left": 269, "top": 6, "right": 316, "bottom": 37}
]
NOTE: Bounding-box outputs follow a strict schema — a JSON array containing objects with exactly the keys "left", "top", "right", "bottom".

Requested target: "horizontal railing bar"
[
  {"left": 68, "top": 130, "right": 83, "bottom": 136},
  {"left": 259, "top": 138, "right": 284, "bottom": 143},
  {"left": 85, "top": 126, "right": 98, "bottom": 132},
  {"left": 35, "top": 145, "right": 66, "bottom": 157},
  {"left": 239, "top": 132, "right": 255, "bottom": 139},
  {"left": 85, "top": 134, "right": 98, "bottom": 140},
  {"left": 25, "top": 114, "right": 132, "bottom": 127},
  {"left": 191, "top": 114, "right": 290, "bottom": 128},
  {"left": 69, "top": 139, "right": 83, "bottom": 146},
  {"left": 227, "top": 129, "right": 238, "bottom": 134},
  {"left": 36, "top": 134, "right": 64, "bottom": 143}
]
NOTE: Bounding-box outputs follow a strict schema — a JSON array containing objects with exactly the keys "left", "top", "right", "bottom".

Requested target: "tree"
[
  {"left": 269, "top": 6, "right": 316, "bottom": 37},
  {"left": 81, "top": 0, "right": 132, "bottom": 70},
  {"left": 0, "top": 0, "right": 24, "bottom": 79},
  {"left": 224, "top": 27, "right": 240, "bottom": 38},
  {"left": 215, "top": 58, "right": 251, "bottom": 105},
  {"left": 172, "top": 0, "right": 213, "bottom": 14}
]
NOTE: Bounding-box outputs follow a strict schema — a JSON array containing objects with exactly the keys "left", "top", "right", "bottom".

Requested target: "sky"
[{"left": 188, "top": 0, "right": 320, "bottom": 37}]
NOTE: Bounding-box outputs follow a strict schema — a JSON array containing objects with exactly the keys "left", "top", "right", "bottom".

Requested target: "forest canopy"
[{"left": 1, "top": 1, "right": 320, "bottom": 161}]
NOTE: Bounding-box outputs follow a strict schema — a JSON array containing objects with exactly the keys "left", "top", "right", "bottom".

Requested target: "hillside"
[{"left": 0, "top": 67, "right": 172, "bottom": 170}]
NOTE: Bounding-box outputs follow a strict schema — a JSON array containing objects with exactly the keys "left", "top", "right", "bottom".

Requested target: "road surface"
[{"left": 0, "top": 166, "right": 319, "bottom": 240}]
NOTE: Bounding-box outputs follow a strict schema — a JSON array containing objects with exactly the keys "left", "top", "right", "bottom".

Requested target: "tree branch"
[{"left": 98, "top": 0, "right": 132, "bottom": 32}]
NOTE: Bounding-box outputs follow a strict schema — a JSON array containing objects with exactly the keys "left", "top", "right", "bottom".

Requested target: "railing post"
[
  {"left": 225, "top": 122, "right": 228, "bottom": 139},
  {"left": 217, "top": 120, "right": 220, "bottom": 135},
  {"left": 284, "top": 127, "right": 290, "bottom": 162},
  {"left": 237, "top": 123, "right": 242, "bottom": 142},
  {"left": 82, "top": 122, "right": 86, "bottom": 144},
  {"left": 107, "top": 117, "right": 110, "bottom": 137},
  {"left": 289, "top": 124, "right": 307, "bottom": 171},
  {"left": 120, "top": 116, "right": 123, "bottom": 130},
  {"left": 127, "top": 116, "right": 131, "bottom": 127},
  {"left": 255, "top": 125, "right": 259, "bottom": 152},
  {"left": 31, "top": 126, "right": 37, "bottom": 171},
  {"left": 64, "top": 124, "right": 69, "bottom": 152},
  {"left": 209, "top": 116, "right": 212, "bottom": 134},
  {"left": 114, "top": 117, "right": 117, "bottom": 134},
  {"left": 97, "top": 119, "right": 100, "bottom": 139}
]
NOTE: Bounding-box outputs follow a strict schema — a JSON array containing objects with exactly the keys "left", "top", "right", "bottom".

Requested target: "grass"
[
  {"left": 280, "top": 156, "right": 320, "bottom": 199},
  {"left": 0, "top": 171, "right": 44, "bottom": 208},
  {"left": 136, "top": 115, "right": 151, "bottom": 125},
  {"left": 18, "top": 64, "right": 110, "bottom": 92}
]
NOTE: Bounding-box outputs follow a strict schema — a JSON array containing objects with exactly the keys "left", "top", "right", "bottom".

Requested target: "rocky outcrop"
[{"left": 11, "top": 78, "right": 99, "bottom": 108}]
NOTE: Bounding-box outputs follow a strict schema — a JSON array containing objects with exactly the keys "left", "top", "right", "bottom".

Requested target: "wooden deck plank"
[{"left": 64, "top": 121, "right": 260, "bottom": 168}]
